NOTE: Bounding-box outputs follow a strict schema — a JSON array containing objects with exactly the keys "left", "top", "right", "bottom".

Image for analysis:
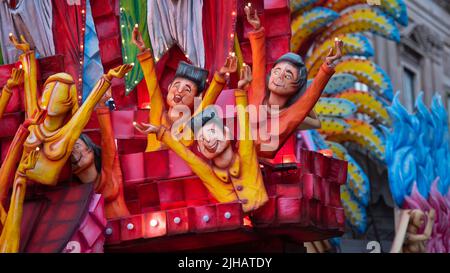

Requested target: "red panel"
[
  {"left": 125, "top": 200, "right": 141, "bottom": 215},
  {"left": 99, "top": 36, "right": 123, "bottom": 68},
  {"left": 137, "top": 183, "right": 160, "bottom": 209},
  {"left": 143, "top": 211, "right": 167, "bottom": 239},
  {"left": 144, "top": 150, "right": 170, "bottom": 180},
  {"left": 90, "top": 0, "right": 115, "bottom": 18},
  {"left": 313, "top": 152, "right": 330, "bottom": 178},
  {"left": 120, "top": 214, "right": 143, "bottom": 241},
  {"left": 120, "top": 152, "right": 145, "bottom": 184},
  {"left": 157, "top": 180, "right": 185, "bottom": 209},
  {"left": 264, "top": 0, "right": 289, "bottom": 11},
  {"left": 329, "top": 183, "right": 342, "bottom": 207},
  {"left": 111, "top": 110, "right": 135, "bottom": 139},
  {"left": 183, "top": 177, "right": 211, "bottom": 204},
  {"left": 189, "top": 205, "right": 218, "bottom": 233},
  {"left": 328, "top": 158, "right": 348, "bottom": 184},
  {"left": 252, "top": 197, "right": 277, "bottom": 226},
  {"left": 277, "top": 197, "right": 301, "bottom": 224},
  {"left": 216, "top": 202, "right": 243, "bottom": 231},
  {"left": 166, "top": 208, "right": 190, "bottom": 236},
  {"left": 274, "top": 183, "right": 302, "bottom": 198},
  {"left": 168, "top": 150, "right": 194, "bottom": 178},
  {"left": 0, "top": 112, "right": 23, "bottom": 138}
]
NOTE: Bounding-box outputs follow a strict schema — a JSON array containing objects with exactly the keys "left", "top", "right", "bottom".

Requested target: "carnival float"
[{"left": 0, "top": 0, "right": 448, "bottom": 253}]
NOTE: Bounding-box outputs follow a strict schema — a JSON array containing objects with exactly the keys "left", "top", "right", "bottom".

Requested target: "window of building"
[{"left": 402, "top": 68, "right": 416, "bottom": 112}]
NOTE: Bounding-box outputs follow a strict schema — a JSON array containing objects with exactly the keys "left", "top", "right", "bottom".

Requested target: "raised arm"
[
  {"left": 245, "top": 6, "right": 266, "bottom": 106},
  {"left": 10, "top": 35, "right": 39, "bottom": 118},
  {"left": 65, "top": 65, "right": 133, "bottom": 145},
  {"left": 236, "top": 65, "right": 254, "bottom": 156},
  {"left": 0, "top": 68, "right": 24, "bottom": 119},
  {"left": 283, "top": 39, "right": 343, "bottom": 131},
  {"left": 193, "top": 55, "right": 236, "bottom": 117},
  {"left": 96, "top": 103, "right": 130, "bottom": 218},
  {"left": 132, "top": 26, "right": 167, "bottom": 151}
]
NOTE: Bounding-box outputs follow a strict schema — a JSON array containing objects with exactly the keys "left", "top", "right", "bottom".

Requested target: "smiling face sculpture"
[
  {"left": 266, "top": 53, "right": 308, "bottom": 109},
  {"left": 166, "top": 61, "right": 209, "bottom": 109}
]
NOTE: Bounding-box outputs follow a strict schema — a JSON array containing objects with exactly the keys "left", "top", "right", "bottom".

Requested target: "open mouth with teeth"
[
  {"left": 173, "top": 95, "right": 183, "bottom": 103},
  {"left": 204, "top": 141, "right": 219, "bottom": 153}
]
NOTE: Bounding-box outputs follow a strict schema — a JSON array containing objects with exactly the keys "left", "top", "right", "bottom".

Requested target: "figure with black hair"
[
  {"left": 132, "top": 27, "right": 238, "bottom": 152},
  {"left": 244, "top": 6, "right": 344, "bottom": 158},
  {"left": 134, "top": 65, "right": 268, "bottom": 213},
  {"left": 71, "top": 92, "right": 129, "bottom": 219}
]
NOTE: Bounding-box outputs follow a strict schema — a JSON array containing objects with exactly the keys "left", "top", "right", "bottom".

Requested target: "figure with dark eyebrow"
[
  {"left": 244, "top": 6, "right": 344, "bottom": 158},
  {"left": 132, "top": 27, "right": 237, "bottom": 152}
]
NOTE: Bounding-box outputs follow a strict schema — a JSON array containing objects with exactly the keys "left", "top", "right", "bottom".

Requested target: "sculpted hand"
[
  {"left": 6, "top": 68, "right": 24, "bottom": 89},
  {"left": 219, "top": 55, "right": 238, "bottom": 77},
  {"left": 106, "top": 64, "right": 134, "bottom": 81},
  {"left": 325, "top": 38, "right": 344, "bottom": 68},
  {"left": 23, "top": 109, "right": 47, "bottom": 128},
  {"left": 244, "top": 5, "right": 261, "bottom": 30},
  {"left": 132, "top": 26, "right": 147, "bottom": 53},
  {"left": 133, "top": 122, "right": 160, "bottom": 135},
  {"left": 9, "top": 34, "right": 31, "bottom": 53},
  {"left": 238, "top": 64, "right": 253, "bottom": 90}
]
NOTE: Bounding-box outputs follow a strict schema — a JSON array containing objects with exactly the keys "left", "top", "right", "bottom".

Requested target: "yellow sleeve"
[
  {"left": 192, "top": 72, "right": 226, "bottom": 118},
  {"left": 19, "top": 51, "right": 40, "bottom": 118},
  {"left": 64, "top": 76, "right": 112, "bottom": 145},
  {"left": 138, "top": 49, "right": 167, "bottom": 152},
  {"left": 156, "top": 126, "right": 235, "bottom": 202},
  {"left": 235, "top": 90, "right": 253, "bottom": 157},
  {"left": 0, "top": 86, "right": 13, "bottom": 119}
]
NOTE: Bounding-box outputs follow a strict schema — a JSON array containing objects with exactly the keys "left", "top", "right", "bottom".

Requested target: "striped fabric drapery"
[
  {"left": 0, "top": 0, "right": 55, "bottom": 64},
  {"left": 147, "top": 0, "right": 205, "bottom": 68}
]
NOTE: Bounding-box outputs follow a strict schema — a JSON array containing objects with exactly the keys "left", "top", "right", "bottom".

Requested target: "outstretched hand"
[
  {"left": 106, "top": 64, "right": 134, "bottom": 81},
  {"left": 133, "top": 122, "right": 160, "bottom": 135},
  {"left": 325, "top": 38, "right": 344, "bottom": 68},
  {"left": 132, "top": 26, "right": 147, "bottom": 53},
  {"left": 9, "top": 34, "right": 31, "bottom": 53},
  {"left": 238, "top": 64, "right": 253, "bottom": 90},
  {"left": 6, "top": 68, "right": 24, "bottom": 89},
  {"left": 244, "top": 5, "right": 261, "bottom": 30},
  {"left": 219, "top": 54, "right": 238, "bottom": 76}
]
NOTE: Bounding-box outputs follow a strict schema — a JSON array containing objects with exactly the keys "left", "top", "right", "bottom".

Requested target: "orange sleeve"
[
  {"left": 248, "top": 28, "right": 266, "bottom": 106},
  {"left": 282, "top": 63, "right": 335, "bottom": 134},
  {"left": 137, "top": 49, "right": 166, "bottom": 152},
  {"left": 19, "top": 51, "right": 40, "bottom": 119},
  {"left": 0, "top": 86, "right": 13, "bottom": 119},
  {"left": 96, "top": 107, "right": 130, "bottom": 218}
]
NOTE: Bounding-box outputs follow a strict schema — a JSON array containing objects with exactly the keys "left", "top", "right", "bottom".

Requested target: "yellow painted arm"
[
  {"left": 235, "top": 89, "right": 253, "bottom": 157},
  {"left": 0, "top": 86, "right": 13, "bottom": 119},
  {"left": 19, "top": 52, "right": 40, "bottom": 118},
  {"left": 138, "top": 49, "right": 167, "bottom": 151},
  {"left": 192, "top": 72, "right": 227, "bottom": 117},
  {"left": 156, "top": 126, "right": 236, "bottom": 203},
  {"left": 64, "top": 76, "right": 112, "bottom": 145}
]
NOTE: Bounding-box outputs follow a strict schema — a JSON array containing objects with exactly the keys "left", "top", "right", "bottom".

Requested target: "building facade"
[
  {"left": 340, "top": 0, "right": 450, "bottom": 253},
  {"left": 374, "top": 0, "right": 450, "bottom": 114}
]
